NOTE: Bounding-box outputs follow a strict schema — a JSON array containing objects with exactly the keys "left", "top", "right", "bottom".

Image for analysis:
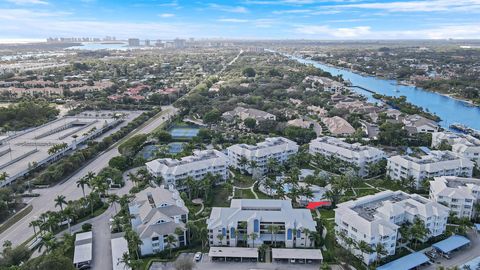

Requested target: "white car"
[{"left": 194, "top": 252, "right": 202, "bottom": 262}]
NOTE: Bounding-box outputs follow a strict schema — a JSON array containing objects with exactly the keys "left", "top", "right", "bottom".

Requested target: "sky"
[{"left": 1, "top": 0, "right": 480, "bottom": 41}]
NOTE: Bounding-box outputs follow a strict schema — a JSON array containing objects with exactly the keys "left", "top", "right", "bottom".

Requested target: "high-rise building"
[{"left": 128, "top": 38, "right": 140, "bottom": 46}]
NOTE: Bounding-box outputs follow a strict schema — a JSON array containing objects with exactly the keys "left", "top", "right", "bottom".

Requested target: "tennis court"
[{"left": 169, "top": 127, "right": 200, "bottom": 139}]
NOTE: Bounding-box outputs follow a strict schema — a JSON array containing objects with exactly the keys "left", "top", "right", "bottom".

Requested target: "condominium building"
[
  {"left": 227, "top": 137, "right": 299, "bottom": 175},
  {"left": 429, "top": 176, "right": 480, "bottom": 219},
  {"left": 129, "top": 186, "right": 188, "bottom": 256},
  {"left": 335, "top": 190, "right": 449, "bottom": 265},
  {"left": 207, "top": 199, "right": 317, "bottom": 248},
  {"left": 387, "top": 151, "right": 474, "bottom": 189},
  {"left": 432, "top": 132, "right": 480, "bottom": 165},
  {"left": 309, "top": 136, "right": 386, "bottom": 177},
  {"left": 145, "top": 150, "right": 229, "bottom": 189}
]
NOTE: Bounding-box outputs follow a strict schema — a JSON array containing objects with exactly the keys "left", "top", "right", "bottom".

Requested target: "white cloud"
[
  {"left": 334, "top": 0, "right": 480, "bottom": 12},
  {"left": 218, "top": 18, "right": 249, "bottom": 23},
  {"left": 208, "top": 3, "right": 248, "bottom": 13},
  {"left": 295, "top": 25, "right": 371, "bottom": 37},
  {"left": 159, "top": 13, "right": 175, "bottom": 18},
  {"left": 293, "top": 23, "right": 480, "bottom": 39},
  {"left": 5, "top": 0, "right": 48, "bottom": 5}
]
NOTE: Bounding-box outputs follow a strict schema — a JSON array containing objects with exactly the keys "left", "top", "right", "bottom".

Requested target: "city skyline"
[{"left": 1, "top": 0, "right": 480, "bottom": 42}]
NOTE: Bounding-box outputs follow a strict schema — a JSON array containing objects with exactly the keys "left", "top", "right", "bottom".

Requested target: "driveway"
[
  {"left": 0, "top": 106, "right": 176, "bottom": 251},
  {"left": 150, "top": 253, "right": 321, "bottom": 270}
]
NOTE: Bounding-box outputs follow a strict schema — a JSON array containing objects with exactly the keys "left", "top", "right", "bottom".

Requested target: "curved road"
[{"left": 0, "top": 106, "right": 177, "bottom": 250}]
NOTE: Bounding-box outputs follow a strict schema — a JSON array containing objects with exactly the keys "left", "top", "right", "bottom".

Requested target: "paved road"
[{"left": 0, "top": 106, "right": 177, "bottom": 250}]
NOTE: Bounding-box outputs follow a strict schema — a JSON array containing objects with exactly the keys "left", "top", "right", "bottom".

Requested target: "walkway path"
[
  {"left": 230, "top": 180, "right": 259, "bottom": 200},
  {"left": 192, "top": 199, "right": 204, "bottom": 216}
]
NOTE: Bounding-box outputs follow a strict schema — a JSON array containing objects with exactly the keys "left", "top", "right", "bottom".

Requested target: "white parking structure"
[
  {"left": 227, "top": 137, "right": 298, "bottom": 175},
  {"left": 0, "top": 111, "right": 122, "bottom": 187},
  {"left": 335, "top": 190, "right": 449, "bottom": 265},
  {"left": 309, "top": 136, "right": 386, "bottom": 177},
  {"left": 73, "top": 231, "right": 93, "bottom": 268},
  {"left": 387, "top": 150, "right": 474, "bottom": 189},
  {"left": 429, "top": 176, "right": 480, "bottom": 219},
  {"left": 145, "top": 149, "right": 229, "bottom": 189}
]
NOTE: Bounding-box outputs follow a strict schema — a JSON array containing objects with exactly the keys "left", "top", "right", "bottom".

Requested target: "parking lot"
[
  {"left": 150, "top": 253, "right": 322, "bottom": 270},
  {"left": 422, "top": 230, "right": 480, "bottom": 269}
]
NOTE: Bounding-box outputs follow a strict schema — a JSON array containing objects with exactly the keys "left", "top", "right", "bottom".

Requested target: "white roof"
[
  {"left": 227, "top": 137, "right": 298, "bottom": 158},
  {"left": 73, "top": 231, "right": 93, "bottom": 264},
  {"left": 336, "top": 190, "right": 449, "bottom": 238},
  {"left": 272, "top": 248, "right": 323, "bottom": 260},
  {"left": 430, "top": 176, "right": 480, "bottom": 200},
  {"left": 209, "top": 247, "right": 258, "bottom": 258},
  {"left": 310, "top": 136, "right": 385, "bottom": 160},
  {"left": 207, "top": 199, "right": 316, "bottom": 231},
  {"left": 111, "top": 235, "right": 131, "bottom": 270},
  {"left": 388, "top": 151, "right": 474, "bottom": 171},
  {"left": 146, "top": 149, "right": 227, "bottom": 176}
]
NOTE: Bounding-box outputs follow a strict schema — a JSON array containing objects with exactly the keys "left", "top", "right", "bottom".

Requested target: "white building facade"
[
  {"left": 335, "top": 190, "right": 449, "bottom": 265},
  {"left": 309, "top": 136, "right": 386, "bottom": 177},
  {"left": 145, "top": 149, "right": 229, "bottom": 189},
  {"left": 129, "top": 186, "right": 189, "bottom": 256},
  {"left": 207, "top": 199, "right": 316, "bottom": 249},
  {"left": 432, "top": 132, "right": 480, "bottom": 165},
  {"left": 429, "top": 176, "right": 480, "bottom": 219},
  {"left": 227, "top": 137, "right": 299, "bottom": 175},
  {"left": 387, "top": 151, "right": 474, "bottom": 189}
]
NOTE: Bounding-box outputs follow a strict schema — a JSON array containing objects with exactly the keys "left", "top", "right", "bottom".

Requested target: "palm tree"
[
  {"left": 108, "top": 194, "right": 120, "bottom": 214},
  {"left": 118, "top": 252, "right": 132, "bottom": 269},
  {"left": 374, "top": 243, "right": 388, "bottom": 266},
  {"left": 216, "top": 234, "right": 225, "bottom": 246},
  {"left": 125, "top": 229, "right": 142, "bottom": 259},
  {"left": 301, "top": 228, "right": 310, "bottom": 247},
  {"left": 38, "top": 232, "right": 57, "bottom": 253},
  {"left": 357, "top": 240, "right": 373, "bottom": 262},
  {"left": 54, "top": 195, "right": 67, "bottom": 211},
  {"left": 271, "top": 225, "right": 280, "bottom": 247},
  {"left": 29, "top": 219, "right": 42, "bottom": 239},
  {"left": 248, "top": 160, "right": 258, "bottom": 175},
  {"left": 238, "top": 157, "right": 248, "bottom": 174},
  {"left": 0, "top": 172, "right": 9, "bottom": 183},
  {"left": 292, "top": 228, "right": 298, "bottom": 248},
  {"left": 268, "top": 225, "right": 275, "bottom": 245},
  {"left": 166, "top": 234, "right": 176, "bottom": 258},
  {"left": 175, "top": 227, "right": 184, "bottom": 246},
  {"left": 62, "top": 207, "right": 76, "bottom": 233},
  {"left": 76, "top": 176, "right": 90, "bottom": 198},
  {"left": 249, "top": 232, "right": 258, "bottom": 248}
]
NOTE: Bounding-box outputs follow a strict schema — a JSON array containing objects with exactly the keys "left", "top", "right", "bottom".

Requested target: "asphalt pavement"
[{"left": 0, "top": 106, "right": 177, "bottom": 251}]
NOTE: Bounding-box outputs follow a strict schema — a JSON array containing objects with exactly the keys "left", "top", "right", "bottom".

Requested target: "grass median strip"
[{"left": 0, "top": 205, "right": 33, "bottom": 234}]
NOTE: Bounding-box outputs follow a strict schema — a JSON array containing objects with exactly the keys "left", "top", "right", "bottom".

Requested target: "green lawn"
[
  {"left": 210, "top": 185, "right": 231, "bottom": 207},
  {"left": 319, "top": 209, "right": 335, "bottom": 219},
  {"left": 234, "top": 188, "right": 256, "bottom": 199},
  {"left": 232, "top": 172, "right": 255, "bottom": 188},
  {"left": 369, "top": 178, "right": 405, "bottom": 191}
]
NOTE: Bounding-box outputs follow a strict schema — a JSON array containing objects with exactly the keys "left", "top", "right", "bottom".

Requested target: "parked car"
[
  {"left": 425, "top": 250, "right": 438, "bottom": 260},
  {"left": 290, "top": 259, "right": 296, "bottom": 264},
  {"left": 194, "top": 252, "right": 202, "bottom": 262}
]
